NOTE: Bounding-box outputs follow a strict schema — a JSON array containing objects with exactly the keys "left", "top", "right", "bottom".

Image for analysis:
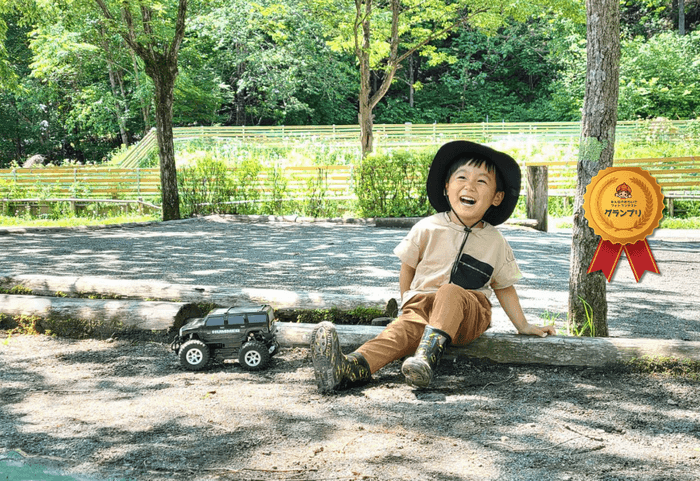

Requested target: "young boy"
[{"left": 310, "top": 140, "right": 555, "bottom": 392}]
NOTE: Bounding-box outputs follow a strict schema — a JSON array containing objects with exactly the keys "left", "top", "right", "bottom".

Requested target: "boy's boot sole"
[
  {"left": 401, "top": 357, "right": 433, "bottom": 388},
  {"left": 310, "top": 321, "right": 344, "bottom": 393},
  {"left": 310, "top": 321, "right": 371, "bottom": 393}
]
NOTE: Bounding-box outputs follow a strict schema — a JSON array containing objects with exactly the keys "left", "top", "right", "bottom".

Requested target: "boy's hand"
[{"left": 517, "top": 323, "right": 556, "bottom": 338}]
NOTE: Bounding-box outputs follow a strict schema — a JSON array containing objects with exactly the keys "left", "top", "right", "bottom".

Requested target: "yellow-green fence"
[
  {"left": 118, "top": 120, "right": 698, "bottom": 168},
  {"left": 2, "top": 157, "right": 698, "bottom": 205}
]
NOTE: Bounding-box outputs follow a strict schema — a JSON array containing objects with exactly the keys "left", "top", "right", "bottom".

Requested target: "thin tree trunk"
[
  {"left": 356, "top": 0, "right": 373, "bottom": 156},
  {"left": 106, "top": 57, "right": 130, "bottom": 146},
  {"left": 679, "top": 0, "right": 685, "bottom": 35},
  {"left": 131, "top": 52, "right": 151, "bottom": 134},
  {"left": 152, "top": 74, "right": 181, "bottom": 220},
  {"left": 408, "top": 54, "right": 414, "bottom": 108},
  {"left": 568, "top": 0, "right": 620, "bottom": 337}
]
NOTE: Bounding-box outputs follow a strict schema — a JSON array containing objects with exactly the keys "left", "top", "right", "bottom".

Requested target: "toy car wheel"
[
  {"left": 239, "top": 340, "right": 271, "bottom": 371},
  {"left": 179, "top": 339, "right": 210, "bottom": 371},
  {"left": 268, "top": 341, "right": 280, "bottom": 356}
]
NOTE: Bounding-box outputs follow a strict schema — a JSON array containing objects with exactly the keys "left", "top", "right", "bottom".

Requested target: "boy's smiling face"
[{"left": 444, "top": 162, "right": 504, "bottom": 227}]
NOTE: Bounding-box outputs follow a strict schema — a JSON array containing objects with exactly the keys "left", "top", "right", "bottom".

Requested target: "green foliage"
[
  {"left": 192, "top": 0, "right": 356, "bottom": 126},
  {"left": 177, "top": 155, "right": 235, "bottom": 217},
  {"left": 293, "top": 306, "right": 384, "bottom": 325},
  {"left": 6, "top": 314, "right": 42, "bottom": 335},
  {"left": 619, "top": 32, "right": 700, "bottom": 120},
  {"left": 625, "top": 355, "right": 700, "bottom": 380},
  {"left": 550, "top": 29, "right": 700, "bottom": 121},
  {"left": 660, "top": 216, "right": 700, "bottom": 229},
  {"left": 354, "top": 149, "right": 434, "bottom": 218}
]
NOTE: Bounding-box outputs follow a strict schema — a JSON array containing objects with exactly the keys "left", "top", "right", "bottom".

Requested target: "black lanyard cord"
[{"left": 449, "top": 215, "right": 482, "bottom": 281}]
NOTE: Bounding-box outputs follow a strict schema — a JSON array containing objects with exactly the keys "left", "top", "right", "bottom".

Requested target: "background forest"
[{"left": 0, "top": 0, "right": 699, "bottom": 167}]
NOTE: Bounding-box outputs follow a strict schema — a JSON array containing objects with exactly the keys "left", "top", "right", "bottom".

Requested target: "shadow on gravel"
[{"left": 1, "top": 339, "right": 699, "bottom": 481}]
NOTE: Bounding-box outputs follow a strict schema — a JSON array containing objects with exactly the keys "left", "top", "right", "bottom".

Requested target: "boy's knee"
[{"left": 436, "top": 283, "right": 467, "bottom": 301}]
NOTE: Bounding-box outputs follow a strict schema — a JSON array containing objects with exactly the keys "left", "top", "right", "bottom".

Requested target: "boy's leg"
[
  {"left": 354, "top": 295, "right": 432, "bottom": 373},
  {"left": 427, "top": 283, "right": 492, "bottom": 345},
  {"left": 401, "top": 284, "right": 491, "bottom": 388},
  {"left": 310, "top": 298, "right": 429, "bottom": 393}
]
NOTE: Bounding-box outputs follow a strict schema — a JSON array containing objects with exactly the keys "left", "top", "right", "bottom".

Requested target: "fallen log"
[
  {"left": 0, "top": 274, "right": 389, "bottom": 310},
  {"left": 276, "top": 323, "right": 700, "bottom": 368},
  {"left": 0, "top": 294, "right": 201, "bottom": 332}
]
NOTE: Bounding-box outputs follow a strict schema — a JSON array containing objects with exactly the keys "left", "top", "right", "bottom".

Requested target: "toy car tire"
[
  {"left": 269, "top": 341, "right": 280, "bottom": 357},
  {"left": 179, "top": 339, "right": 211, "bottom": 371},
  {"left": 239, "top": 340, "right": 271, "bottom": 371}
]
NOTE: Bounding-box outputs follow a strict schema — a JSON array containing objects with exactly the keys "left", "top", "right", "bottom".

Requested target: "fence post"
[{"left": 526, "top": 165, "right": 548, "bottom": 232}]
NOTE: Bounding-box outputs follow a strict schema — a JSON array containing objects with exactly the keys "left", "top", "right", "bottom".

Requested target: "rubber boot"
[
  {"left": 401, "top": 325, "right": 451, "bottom": 388},
  {"left": 310, "top": 321, "right": 371, "bottom": 393}
]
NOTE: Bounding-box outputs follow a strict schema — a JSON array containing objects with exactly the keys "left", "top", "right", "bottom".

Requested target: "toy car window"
[
  {"left": 206, "top": 316, "right": 224, "bottom": 327},
  {"left": 248, "top": 314, "right": 268, "bottom": 324},
  {"left": 227, "top": 315, "right": 245, "bottom": 325}
]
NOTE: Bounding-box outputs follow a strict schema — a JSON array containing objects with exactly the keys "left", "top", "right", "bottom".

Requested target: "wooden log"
[
  {"left": 526, "top": 165, "right": 548, "bottom": 232},
  {"left": 0, "top": 294, "right": 201, "bottom": 331},
  {"left": 0, "top": 274, "right": 389, "bottom": 310},
  {"left": 275, "top": 323, "right": 700, "bottom": 367}
]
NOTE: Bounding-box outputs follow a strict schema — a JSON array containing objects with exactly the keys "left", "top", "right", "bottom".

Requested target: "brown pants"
[{"left": 356, "top": 284, "right": 492, "bottom": 374}]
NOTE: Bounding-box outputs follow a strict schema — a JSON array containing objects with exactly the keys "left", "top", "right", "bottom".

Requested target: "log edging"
[{"left": 276, "top": 323, "right": 700, "bottom": 368}]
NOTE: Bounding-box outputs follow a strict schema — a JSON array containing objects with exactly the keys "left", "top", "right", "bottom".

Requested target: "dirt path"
[{"left": 1, "top": 332, "right": 699, "bottom": 481}]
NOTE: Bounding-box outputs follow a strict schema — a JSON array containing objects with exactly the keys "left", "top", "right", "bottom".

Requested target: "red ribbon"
[{"left": 587, "top": 239, "right": 659, "bottom": 282}]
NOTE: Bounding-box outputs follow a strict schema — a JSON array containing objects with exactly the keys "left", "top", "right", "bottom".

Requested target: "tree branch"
[{"left": 169, "top": 0, "right": 188, "bottom": 61}]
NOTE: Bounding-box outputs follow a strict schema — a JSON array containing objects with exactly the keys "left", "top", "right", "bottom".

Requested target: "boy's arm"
[
  {"left": 494, "top": 285, "right": 555, "bottom": 337},
  {"left": 399, "top": 263, "right": 416, "bottom": 298}
]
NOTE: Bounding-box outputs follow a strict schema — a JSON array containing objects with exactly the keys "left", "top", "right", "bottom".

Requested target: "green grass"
[
  {"left": 540, "top": 297, "right": 597, "bottom": 337},
  {"left": 625, "top": 355, "right": 700, "bottom": 381},
  {"left": 0, "top": 214, "right": 159, "bottom": 228}
]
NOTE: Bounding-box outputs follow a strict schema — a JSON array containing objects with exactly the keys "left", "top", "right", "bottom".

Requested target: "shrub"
[
  {"left": 178, "top": 155, "right": 235, "bottom": 217},
  {"left": 354, "top": 149, "right": 434, "bottom": 218}
]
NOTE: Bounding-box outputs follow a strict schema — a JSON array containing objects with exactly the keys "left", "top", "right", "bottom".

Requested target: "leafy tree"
[
  {"left": 192, "top": 0, "right": 356, "bottom": 126},
  {"left": 91, "top": 0, "right": 189, "bottom": 221},
  {"left": 311, "top": 0, "right": 582, "bottom": 155},
  {"left": 618, "top": 31, "right": 700, "bottom": 119},
  {"left": 373, "top": 19, "right": 580, "bottom": 124}
]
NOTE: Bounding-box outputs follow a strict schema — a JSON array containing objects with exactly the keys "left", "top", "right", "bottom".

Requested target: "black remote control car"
[{"left": 171, "top": 305, "right": 279, "bottom": 372}]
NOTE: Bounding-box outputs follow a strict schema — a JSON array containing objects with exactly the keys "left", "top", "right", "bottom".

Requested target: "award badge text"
[{"left": 583, "top": 167, "right": 664, "bottom": 282}]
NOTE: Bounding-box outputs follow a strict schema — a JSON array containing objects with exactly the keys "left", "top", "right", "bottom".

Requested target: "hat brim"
[{"left": 426, "top": 140, "right": 521, "bottom": 226}]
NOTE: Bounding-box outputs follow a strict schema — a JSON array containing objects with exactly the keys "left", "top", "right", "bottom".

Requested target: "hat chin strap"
[{"left": 445, "top": 195, "right": 484, "bottom": 232}]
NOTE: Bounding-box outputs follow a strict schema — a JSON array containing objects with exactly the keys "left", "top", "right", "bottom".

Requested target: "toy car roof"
[{"left": 207, "top": 305, "right": 272, "bottom": 317}]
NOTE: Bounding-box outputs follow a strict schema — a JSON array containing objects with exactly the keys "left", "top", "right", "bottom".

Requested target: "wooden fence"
[
  {"left": 117, "top": 120, "right": 698, "bottom": 168},
  {"left": 2, "top": 157, "right": 698, "bottom": 221}
]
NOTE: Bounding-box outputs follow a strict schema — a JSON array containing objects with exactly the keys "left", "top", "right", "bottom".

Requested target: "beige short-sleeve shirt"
[{"left": 393, "top": 213, "right": 522, "bottom": 306}]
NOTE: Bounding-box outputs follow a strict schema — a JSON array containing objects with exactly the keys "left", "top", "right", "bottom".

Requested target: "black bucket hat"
[{"left": 426, "top": 140, "right": 521, "bottom": 226}]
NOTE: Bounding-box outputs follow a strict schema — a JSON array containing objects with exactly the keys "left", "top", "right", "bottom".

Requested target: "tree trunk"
[
  {"left": 679, "top": 0, "right": 686, "bottom": 35},
  {"left": 152, "top": 73, "right": 181, "bottom": 221},
  {"left": 526, "top": 165, "right": 548, "bottom": 232},
  {"left": 106, "top": 57, "right": 130, "bottom": 147},
  {"left": 568, "top": 0, "right": 620, "bottom": 337},
  {"left": 408, "top": 54, "right": 415, "bottom": 108},
  {"left": 356, "top": 0, "right": 374, "bottom": 157}
]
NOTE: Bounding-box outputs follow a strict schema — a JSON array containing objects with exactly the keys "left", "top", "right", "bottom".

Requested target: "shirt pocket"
[{"left": 450, "top": 253, "right": 494, "bottom": 290}]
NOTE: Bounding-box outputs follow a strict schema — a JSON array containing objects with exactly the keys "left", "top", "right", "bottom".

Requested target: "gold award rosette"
[{"left": 583, "top": 166, "right": 664, "bottom": 282}]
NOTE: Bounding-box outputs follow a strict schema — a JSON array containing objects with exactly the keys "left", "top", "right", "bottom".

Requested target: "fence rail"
[
  {"left": 2, "top": 157, "right": 698, "bottom": 208},
  {"left": 118, "top": 120, "right": 698, "bottom": 168}
]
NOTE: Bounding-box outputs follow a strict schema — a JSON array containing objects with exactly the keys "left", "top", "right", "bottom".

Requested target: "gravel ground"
[
  {"left": 1, "top": 333, "right": 699, "bottom": 481},
  {"left": 1, "top": 215, "right": 699, "bottom": 339},
  {"left": 1, "top": 216, "right": 699, "bottom": 481}
]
